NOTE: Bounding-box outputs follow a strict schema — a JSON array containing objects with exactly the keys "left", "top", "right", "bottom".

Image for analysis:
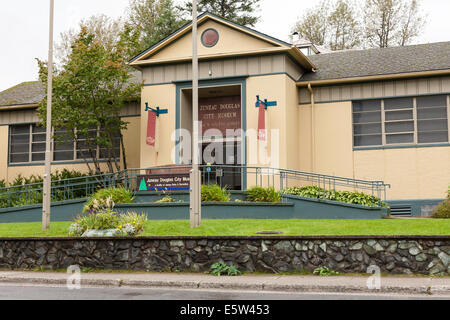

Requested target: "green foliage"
[
  {"left": 201, "top": 185, "right": 231, "bottom": 202},
  {"left": 210, "top": 262, "right": 241, "bottom": 276},
  {"left": 282, "top": 186, "right": 389, "bottom": 208},
  {"left": 127, "top": 0, "right": 186, "bottom": 55},
  {"left": 83, "top": 187, "right": 135, "bottom": 213},
  {"left": 0, "top": 180, "right": 5, "bottom": 188},
  {"left": 69, "top": 208, "right": 148, "bottom": 237},
  {"left": 313, "top": 267, "right": 339, "bottom": 276},
  {"left": 37, "top": 26, "right": 142, "bottom": 175},
  {"left": 432, "top": 186, "right": 450, "bottom": 219},
  {"left": 0, "top": 170, "right": 94, "bottom": 209},
  {"left": 246, "top": 186, "right": 280, "bottom": 203},
  {"left": 76, "top": 209, "right": 120, "bottom": 232},
  {"left": 155, "top": 195, "right": 182, "bottom": 203},
  {"left": 180, "top": 0, "right": 261, "bottom": 27}
]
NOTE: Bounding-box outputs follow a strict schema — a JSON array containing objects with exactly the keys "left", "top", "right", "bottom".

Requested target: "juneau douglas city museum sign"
[
  {"left": 199, "top": 95, "right": 241, "bottom": 137},
  {"left": 138, "top": 174, "right": 190, "bottom": 191}
]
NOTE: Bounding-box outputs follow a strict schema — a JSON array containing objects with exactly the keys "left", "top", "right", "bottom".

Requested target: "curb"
[{"left": 1, "top": 276, "right": 449, "bottom": 296}]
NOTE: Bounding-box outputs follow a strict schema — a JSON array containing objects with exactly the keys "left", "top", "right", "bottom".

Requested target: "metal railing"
[{"left": 0, "top": 166, "right": 390, "bottom": 209}]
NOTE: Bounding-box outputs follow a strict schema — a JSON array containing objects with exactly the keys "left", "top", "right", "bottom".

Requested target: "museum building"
[{"left": 1, "top": 12, "right": 450, "bottom": 216}]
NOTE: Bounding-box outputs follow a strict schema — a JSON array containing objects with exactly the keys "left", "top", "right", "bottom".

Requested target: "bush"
[
  {"left": 246, "top": 186, "right": 280, "bottom": 203},
  {"left": 69, "top": 196, "right": 147, "bottom": 237},
  {"left": 432, "top": 186, "right": 450, "bottom": 219},
  {"left": 83, "top": 186, "right": 135, "bottom": 213},
  {"left": 210, "top": 262, "right": 241, "bottom": 276},
  {"left": 282, "top": 186, "right": 389, "bottom": 208},
  {"left": 201, "top": 185, "right": 231, "bottom": 202},
  {"left": 0, "top": 170, "right": 96, "bottom": 209}
]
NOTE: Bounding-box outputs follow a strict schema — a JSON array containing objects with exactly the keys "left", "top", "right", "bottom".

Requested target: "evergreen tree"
[{"left": 180, "top": 0, "right": 261, "bottom": 27}]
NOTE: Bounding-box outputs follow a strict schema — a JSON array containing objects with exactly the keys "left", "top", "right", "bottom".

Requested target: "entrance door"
[{"left": 201, "top": 140, "right": 242, "bottom": 190}]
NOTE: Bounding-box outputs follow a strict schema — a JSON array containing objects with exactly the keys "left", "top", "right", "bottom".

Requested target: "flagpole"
[
  {"left": 190, "top": 0, "right": 201, "bottom": 228},
  {"left": 42, "top": 0, "right": 54, "bottom": 231}
]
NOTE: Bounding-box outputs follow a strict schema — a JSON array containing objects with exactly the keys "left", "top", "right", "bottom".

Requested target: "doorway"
[{"left": 180, "top": 84, "right": 243, "bottom": 190}]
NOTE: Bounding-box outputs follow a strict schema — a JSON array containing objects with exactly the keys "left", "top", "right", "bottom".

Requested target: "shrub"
[
  {"left": 155, "top": 195, "right": 178, "bottom": 203},
  {"left": 313, "top": 267, "right": 339, "bottom": 276},
  {"left": 83, "top": 186, "right": 135, "bottom": 213},
  {"left": 432, "top": 186, "right": 450, "bottom": 219},
  {"left": 69, "top": 196, "right": 147, "bottom": 237},
  {"left": 282, "top": 186, "right": 389, "bottom": 208},
  {"left": 433, "top": 200, "right": 450, "bottom": 219},
  {"left": 246, "top": 186, "right": 280, "bottom": 203},
  {"left": 210, "top": 262, "right": 241, "bottom": 276},
  {"left": 201, "top": 185, "right": 231, "bottom": 202}
]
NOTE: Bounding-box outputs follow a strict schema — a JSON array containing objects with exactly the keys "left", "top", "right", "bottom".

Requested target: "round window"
[{"left": 201, "top": 28, "right": 219, "bottom": 47}]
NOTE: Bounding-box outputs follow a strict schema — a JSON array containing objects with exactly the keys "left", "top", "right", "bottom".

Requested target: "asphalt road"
[{"left": 0, "top": 284, "right": 448, "bottom": 300}]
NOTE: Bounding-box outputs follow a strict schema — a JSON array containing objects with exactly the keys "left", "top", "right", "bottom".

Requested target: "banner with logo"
[
  {"left": 258, "top": 102, "right": 266, "bottom": 141},
  {"left": 146, "top": 110, "right": 157, "bottom": 146}
]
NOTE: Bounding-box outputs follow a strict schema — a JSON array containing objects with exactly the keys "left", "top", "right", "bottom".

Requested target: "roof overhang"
[
  {"left": 0, "top": 103, "right": 39, "bottom": 111},
  {"left": 297, "top": 69, "right": 450, "bottom": 87}
]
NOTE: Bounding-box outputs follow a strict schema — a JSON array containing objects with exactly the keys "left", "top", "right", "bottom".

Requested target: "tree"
[
  {"left": 55, "top": 14, "right": 123, "bottom": 66},
  {"left": 328, "top": 0, "right": 362, "bottom": 50},
  {"left": 127, "top": 0, "right": 185, "bottom": 53},
  {"left": 291, "top": 1, "right": 331, "bottom": 47},
  {"left": 180, "top": 0, "right": 262, "bottom": 27},
  {"left": 364, "top": 0, "right": 426, "bottom": 48},
  {"left": 37, "top": 27, "right": 142, "bottom": 175}
]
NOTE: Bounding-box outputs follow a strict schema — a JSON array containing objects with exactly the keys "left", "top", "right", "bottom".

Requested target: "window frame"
[
  {"left": 352, "top": 94, "right": 450, "bottom": 149},
  {"left": 8, "top": 123, "right": 122, "bottom": 165}
]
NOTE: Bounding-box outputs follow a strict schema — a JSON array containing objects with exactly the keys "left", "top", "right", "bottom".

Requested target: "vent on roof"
[{"left": 390, "top": 205, "right": 412, "bottom": 216}]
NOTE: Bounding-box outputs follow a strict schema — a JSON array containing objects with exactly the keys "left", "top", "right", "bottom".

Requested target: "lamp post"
[
  {"left": 190, "top": 0, "right": 201, "bottom": 228},
  {"left": 42, "top": 0, "right": 54, "bottom": 231}
]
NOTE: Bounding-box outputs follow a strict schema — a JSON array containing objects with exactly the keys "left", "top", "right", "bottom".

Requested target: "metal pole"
[
  {"left": 190, "top": 0, "right": 201, "bottom": 228},
  {"left": 42, "top": 0, "right": 54, "bottom": 231}
]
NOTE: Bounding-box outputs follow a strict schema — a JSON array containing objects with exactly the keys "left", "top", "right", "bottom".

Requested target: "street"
[{"left": 0, "top": 284, "right": 448, "bottom": 300}]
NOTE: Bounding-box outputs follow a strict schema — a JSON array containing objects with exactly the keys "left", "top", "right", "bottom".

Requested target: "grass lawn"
[{"left": 0, "top": 219, "right": 449, "bottom": 237}]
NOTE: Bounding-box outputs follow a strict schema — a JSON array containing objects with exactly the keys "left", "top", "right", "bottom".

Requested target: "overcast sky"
[{"left": 1, "top": 0, "right": 450, "bottom": 92}]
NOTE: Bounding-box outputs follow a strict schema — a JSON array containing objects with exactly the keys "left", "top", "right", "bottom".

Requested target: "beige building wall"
[
  {"left": 122, "top": 116, "right": 141, "bottom": 169},
  {"left": 354, "top": 147, "right": 450, "bottom": 200},
  {"left": 140, "top": 84, "right": 177, "bottom": 168},
  {"left": 246, "top": 74, "right": 288, "bottom": 170},
  {"left": 149, "top": 20, "right": 275, "bottom": 62},
  {"left": 298, "top": 99, "right": 450, "bottom": 200}
]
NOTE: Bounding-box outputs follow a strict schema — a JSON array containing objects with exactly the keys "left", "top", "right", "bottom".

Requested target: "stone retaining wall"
[{"left": 0, "top": 237, "right": 448, "bottom": 275}]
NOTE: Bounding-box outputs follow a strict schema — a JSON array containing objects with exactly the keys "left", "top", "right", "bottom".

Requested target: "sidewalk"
[{"left": 0, "top": 271, "right": 449, "bottom": 295}]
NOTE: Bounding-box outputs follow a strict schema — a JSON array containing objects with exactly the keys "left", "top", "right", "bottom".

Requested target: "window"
[
  {"left": 353, "top": 95, "right": 449, "bottom": 148},
  {"left": 8, "top": 124, "right": 122, "bottom": 164}
]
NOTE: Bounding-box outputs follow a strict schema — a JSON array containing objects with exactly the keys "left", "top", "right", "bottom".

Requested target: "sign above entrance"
[{"left": 199, "top": 95, "right": 241, "bottom": 137}]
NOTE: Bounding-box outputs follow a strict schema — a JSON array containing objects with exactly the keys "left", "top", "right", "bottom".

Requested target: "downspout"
[{"left": 307, "top": 83, "right": 315, "bottom": 173}]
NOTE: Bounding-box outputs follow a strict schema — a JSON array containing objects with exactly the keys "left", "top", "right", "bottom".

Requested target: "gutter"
[
  {"left": 297, "top": 69, "right": 450, "bottom": 87},
  {"left": 307, "top": 83, "right": 315, "bottom": 173},
  {"left": 0, "top": 103, "right": 39, "bottom": 111}
]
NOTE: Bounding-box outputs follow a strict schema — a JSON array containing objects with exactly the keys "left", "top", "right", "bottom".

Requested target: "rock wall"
[{"left": 0, "top": 237, "right": 448, "bottom": 275}]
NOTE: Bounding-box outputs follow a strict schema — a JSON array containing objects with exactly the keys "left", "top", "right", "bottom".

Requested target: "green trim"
[
  {"left": 175, "top": 77, "right": 248, "bottom": 189},
  {"left": 201, "top": 28, "right": 219, "bottom": 48},
  {"left": 145, "top": 72, "right": 296, "bottom": 88},
  {"left": 353, "top": 143, "right": 450, "bottom": 151}
]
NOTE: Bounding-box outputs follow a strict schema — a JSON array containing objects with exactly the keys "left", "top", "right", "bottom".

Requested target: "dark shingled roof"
[
  {"left": 300, "top": 42, "right": 450, "bottom": 82},
  {"left": 0, "top": 81, "right": 44, "bottom": 107},
  {"left": 0, "top": 71, "right": 142, "bottom": 108}
]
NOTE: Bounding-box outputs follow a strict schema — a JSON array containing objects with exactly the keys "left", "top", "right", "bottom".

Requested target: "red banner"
[
  {"left": 258, "top": 103, "right": 266, "bottom": 141},
  {"left": 146, "top": 111, "right": 157, "bottom": 146}
]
